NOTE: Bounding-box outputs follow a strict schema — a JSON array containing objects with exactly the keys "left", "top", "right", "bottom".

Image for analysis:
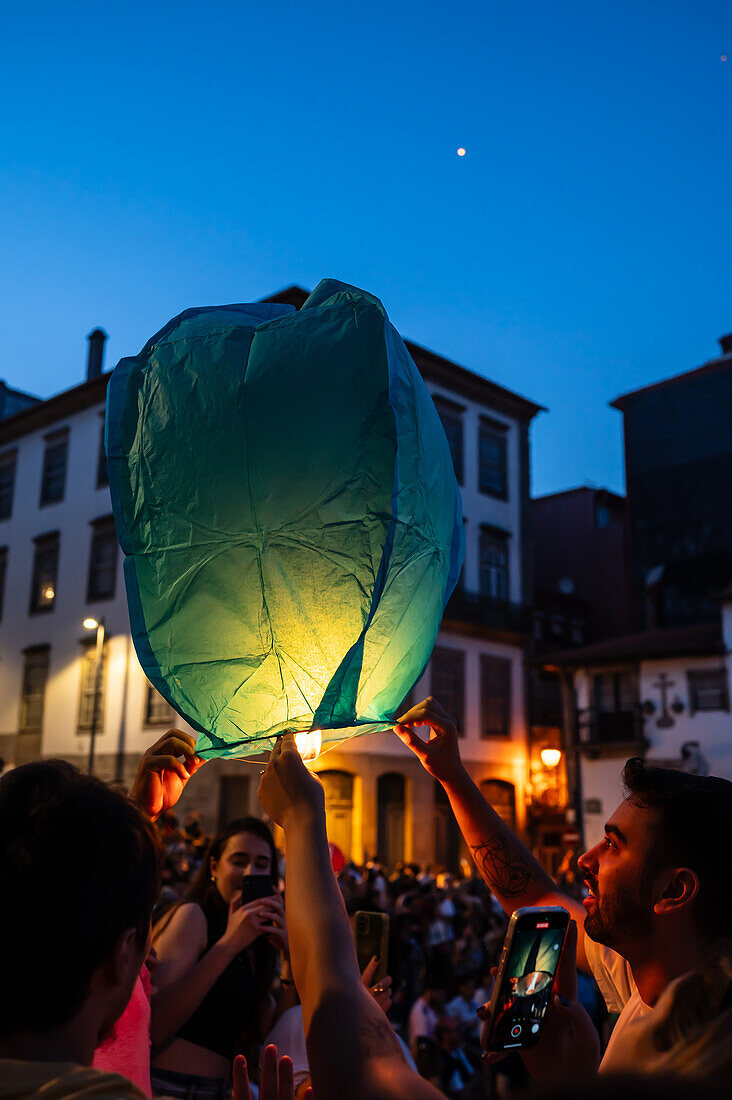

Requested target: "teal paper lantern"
[{"left": 107, "top": 280, "right": 464, "bottom": 759}]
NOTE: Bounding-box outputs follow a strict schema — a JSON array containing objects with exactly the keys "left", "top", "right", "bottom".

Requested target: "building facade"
[
  {"left": 613, "top": 334, "right": 732, "bottom": 630},
  {"left": 0, "top": 301, "right": 543, "bottom": 869},
  {"left": 555, "top": 608, "right": 732, "bottom": 849},
  {"left": 545, "top": 333, "right": 732, "bottom": 849}
]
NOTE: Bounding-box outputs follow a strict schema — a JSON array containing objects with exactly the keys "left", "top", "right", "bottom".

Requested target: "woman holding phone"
[{"left": 150, "top": 817, "right": 296, "bottom": 1099}]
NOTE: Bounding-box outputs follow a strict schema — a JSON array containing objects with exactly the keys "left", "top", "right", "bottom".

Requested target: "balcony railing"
[
  {"left": 443, "top": 588, "right": 533, "bottom": 635},
  {"left": 575, "top": 706, "right": 647, "bottom": 750}
]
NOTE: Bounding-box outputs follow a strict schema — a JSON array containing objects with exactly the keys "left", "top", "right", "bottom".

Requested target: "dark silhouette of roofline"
[
  {"left": 0, "top": 285, "right": 546, "bottom": 445},
  {"left": 532, "top": 485, "right": 625, "bottom": 505},
  {"left": 546, "top": 620, "right": 723, "bottom": 667},
  {"left": 611, "top": 352, "right": 732, "bottom": 410}
]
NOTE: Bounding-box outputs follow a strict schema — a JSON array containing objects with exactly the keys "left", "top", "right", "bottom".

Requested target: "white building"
[
  {"left": 553, "top": 600, "right": 732, "bottom": 850},
  {"left": 0, "top": 298, "right": 544, "bottom": 867}
]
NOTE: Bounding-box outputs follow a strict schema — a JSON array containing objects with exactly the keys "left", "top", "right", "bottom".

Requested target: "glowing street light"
[{"left": 540, "top": 748, "right": 562, "bottom": 770}]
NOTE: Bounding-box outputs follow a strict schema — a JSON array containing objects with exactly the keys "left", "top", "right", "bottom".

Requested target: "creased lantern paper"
[{"left": 106, "top": 279, "right": 465, "bottom": 759}]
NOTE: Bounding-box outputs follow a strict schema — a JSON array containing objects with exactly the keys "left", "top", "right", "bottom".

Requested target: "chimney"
[
  {"left": 719, "top": 333, "right": 732, "bottom": 356},
  {"left": 86, "top": 328, "right": 107, "bottom": 380}
]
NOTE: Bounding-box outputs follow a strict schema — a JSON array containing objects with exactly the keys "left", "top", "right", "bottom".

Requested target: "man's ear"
[
  {"left": 110, "top": 926, "right": 142, "bottom": 985},
  {"left": 653, "top": 867, "right": 699, "bottom": 917}
]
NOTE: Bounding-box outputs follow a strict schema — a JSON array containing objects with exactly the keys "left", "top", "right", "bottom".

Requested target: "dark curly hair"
[
  {"left": 0, "top": 759, "right": 161, "bottom": 1036},
  {"left": 623, "top": 758, "right": 732, "bottom": 940}
]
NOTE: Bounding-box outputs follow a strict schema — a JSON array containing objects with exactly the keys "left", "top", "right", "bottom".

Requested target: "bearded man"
[{"left": 396, "top": 698, "right": 732, "bottom": 1082}]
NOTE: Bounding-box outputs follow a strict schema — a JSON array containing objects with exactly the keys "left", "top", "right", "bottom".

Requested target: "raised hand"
[
  {"left": 394, "top": 697, "right": 464, "bottom": 784},
  {"left": 362, "top": 955, "right": 393, "bottom": 1013},
  {"left": 233, "top": 1045, "right": 302, "bottom": 1100},
  {"left": 130, "top": 729, "right": 204, "bottom": 821},
  {"left": 219, "top": 892, "right": 286, "bottom": 956},
  {"left": 479, "top": 921, "right": 600, "bottom": 1083},
  {"left": 258, "top": 732, "right": 325, "bottom": 830}
]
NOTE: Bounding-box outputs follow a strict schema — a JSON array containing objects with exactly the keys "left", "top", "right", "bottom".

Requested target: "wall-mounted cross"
[{"left": 654, "top": 672, "right": 675, "bottom": 729}]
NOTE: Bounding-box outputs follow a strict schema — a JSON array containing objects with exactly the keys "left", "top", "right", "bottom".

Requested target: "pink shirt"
[{"left": 94, "top": 966, "right": 152, "bottom": 1097}]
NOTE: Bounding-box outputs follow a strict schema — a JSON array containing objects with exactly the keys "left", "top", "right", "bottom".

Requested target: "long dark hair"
[
  {"left": 154, "top": 816, "right": 280, "bottom": 1045},
  {"left": 188, "top": 816, "right": 280, "bottom": 905}
]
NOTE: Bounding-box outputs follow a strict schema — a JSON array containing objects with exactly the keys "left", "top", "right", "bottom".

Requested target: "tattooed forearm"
[
  {"left": 357, "top": 1016, "right": 406, "bottom": 1061},
  {"left": 470, "top": 835, "right": 540, "bottom": 898}
]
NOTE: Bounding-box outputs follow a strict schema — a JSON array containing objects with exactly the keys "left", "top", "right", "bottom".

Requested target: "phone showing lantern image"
[
  {"left": 354, "top": 911, "right": 390, "bottom": 984},
  {"left": 484, "top": 906, "right": 570, "bottom": 1051}
]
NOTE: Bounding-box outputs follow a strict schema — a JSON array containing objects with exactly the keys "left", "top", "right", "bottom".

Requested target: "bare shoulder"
[{"left": 155, "top": 902, "right": 207, "bottom": 954}]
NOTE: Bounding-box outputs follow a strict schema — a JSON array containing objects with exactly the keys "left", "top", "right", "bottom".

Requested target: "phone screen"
[
  {"left": 354, "top": 911, "right": 390, "bottom": 983},
  {"left": 238, "top": 874, "right": 274, "bottom": 906},
  {"left": 488, "top": 908, "right": 569, "bottom": 1050}
]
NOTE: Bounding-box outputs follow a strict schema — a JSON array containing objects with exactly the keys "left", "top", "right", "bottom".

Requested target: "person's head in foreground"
[
  {"left": 0, "top": 759, "right": 160, "bottom": 1065},
  {"left": 577, "top": 758, "right": 732, "bottom": 956}
]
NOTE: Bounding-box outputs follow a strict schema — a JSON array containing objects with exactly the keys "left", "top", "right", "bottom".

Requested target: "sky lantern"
[{"left": 107, "top": 280, "right": 464, "bottom": 760}]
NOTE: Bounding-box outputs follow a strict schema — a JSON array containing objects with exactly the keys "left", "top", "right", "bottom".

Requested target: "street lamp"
[
  {"left": 82, "top": 617, "right": 105, "bottom": 775},
  {"left": 540, "top": 748, "right": 562, "bottom": 770}
]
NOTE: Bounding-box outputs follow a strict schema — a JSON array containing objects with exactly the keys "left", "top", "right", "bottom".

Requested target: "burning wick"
[{"left": 294, "top": 729, "right": 322, "bottom": 762}]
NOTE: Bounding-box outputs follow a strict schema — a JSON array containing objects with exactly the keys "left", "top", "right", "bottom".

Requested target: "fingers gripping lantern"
[{"left": 106, "top": 280, "right": 465, "bottom": 759}]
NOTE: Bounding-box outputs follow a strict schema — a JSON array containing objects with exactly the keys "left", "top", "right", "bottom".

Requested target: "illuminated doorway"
[
  {"left": 377, "top": 773, "right": 405, "bottom": 867},
  {"left": 319, "top": 770, "right": 354, "bottom": 859}
]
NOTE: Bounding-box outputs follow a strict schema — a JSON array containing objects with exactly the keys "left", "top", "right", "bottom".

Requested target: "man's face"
[{"left": 577, "top": 798, "right": 660, "bottom": 951}]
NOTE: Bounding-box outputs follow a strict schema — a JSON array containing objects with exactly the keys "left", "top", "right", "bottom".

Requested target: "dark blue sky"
[{"left": 1, "top": 1, "right": 730, "bottom": 495}]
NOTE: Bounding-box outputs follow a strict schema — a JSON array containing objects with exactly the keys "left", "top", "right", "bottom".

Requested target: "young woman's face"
[{"left": 210, "top": 831, "right": 273, "bottom": 903}]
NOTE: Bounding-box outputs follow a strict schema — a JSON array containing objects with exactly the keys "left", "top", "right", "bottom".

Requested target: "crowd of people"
[{"left": 2, "top": 696, "right": 732, "bottom": 1100}]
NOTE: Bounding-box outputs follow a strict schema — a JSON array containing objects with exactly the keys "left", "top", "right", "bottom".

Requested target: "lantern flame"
[{"left": 295, "top": 729, "right": 322, "bottom": 762}]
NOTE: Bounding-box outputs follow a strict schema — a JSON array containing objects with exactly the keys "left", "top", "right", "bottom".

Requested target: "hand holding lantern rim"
[
  {"left": 259, "top": 732, "right": 326, "bottom": 830},
  {"left": 131, "top": 728, "right": 204, "bottom": 822}
]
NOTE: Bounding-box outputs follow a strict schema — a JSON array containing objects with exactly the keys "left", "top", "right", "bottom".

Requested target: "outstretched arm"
[
  {"left": 396, "top": 698, "right": 589, "bottom": 972},
  {"left": 258, "top": 735, "right": 444, "bottom": 1100}
]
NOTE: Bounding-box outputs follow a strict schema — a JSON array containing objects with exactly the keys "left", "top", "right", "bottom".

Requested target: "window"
[
  {"left": 480, "top": 779, "right": 516, "bottom": 829},
  {"left": 479, "top": 528, "right": 509, "bottom": 600},
  {"left": 87, "top": 517, "right": 118, "bottom": 601},
  {"left": 570, "top": 618, "right": 585, "bottom": 645},
  {"left": 433, "top": 397, "right": 464, "bottom": 484},
  {"left": 550, "top": 613, "right": 565, "bottom": 639},
  {"left": 0, "top": 547, "right": 6, "bottom": 620},
  {"left": 30, "top": 532, "right": 59, "bottom": 614},
  {"left": 478, "top": 418, "right": 508, "bottom": 499},
  {"left": 0, "top": 451, "right": 16, "bottom": 520},
  {"left": 96, "top": 419, "right": 109, "bottom": 489},
  {"left": 431, "top": 646, "right": 465, "bottom": 735},
  {"left": 480, "top": 655, "right": 512, "bottom": 738},
  {"left": 146, "top": 683, "right": 174, "bottom": 725},
  {"left": 19, "top": 646, "right": 50, "bottom": 733},
  {"left": 595, "top": 502, "right": 611, "bottom": 529},
  {"left": 40, "top": 431, "right": 69, "bottom": 505},
  {"left": 78, "top": 643, "right": 107, "bottom": 730},
  {"left": 688, "top": 669, "right": 729, "bottom": 714},
  {"left": 218, "top": 775, "right": 251, "bottom": 831},
  {"left": 592, "top": 671, "right": 638, "bottom": 742}
]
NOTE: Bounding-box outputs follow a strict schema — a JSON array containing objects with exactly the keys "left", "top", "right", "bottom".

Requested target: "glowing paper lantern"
[{"left": 107, "top": 280, "right": 464, "bottom": 759}]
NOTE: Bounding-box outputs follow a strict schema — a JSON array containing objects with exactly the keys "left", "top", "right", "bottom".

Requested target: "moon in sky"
[{"left": 457, "top": 147, "right": 466, "bottom": 157}]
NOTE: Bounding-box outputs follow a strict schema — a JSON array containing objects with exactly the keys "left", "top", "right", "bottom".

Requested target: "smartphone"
[
  {"left": 354, "top": 911, "right": 390, "bottom": 983},
  {"left": 484, "top": 906, "right": 570, "bottom": 1051},
  {"left": 238, "top": 874, "right": 274, "bottom": 906}
]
